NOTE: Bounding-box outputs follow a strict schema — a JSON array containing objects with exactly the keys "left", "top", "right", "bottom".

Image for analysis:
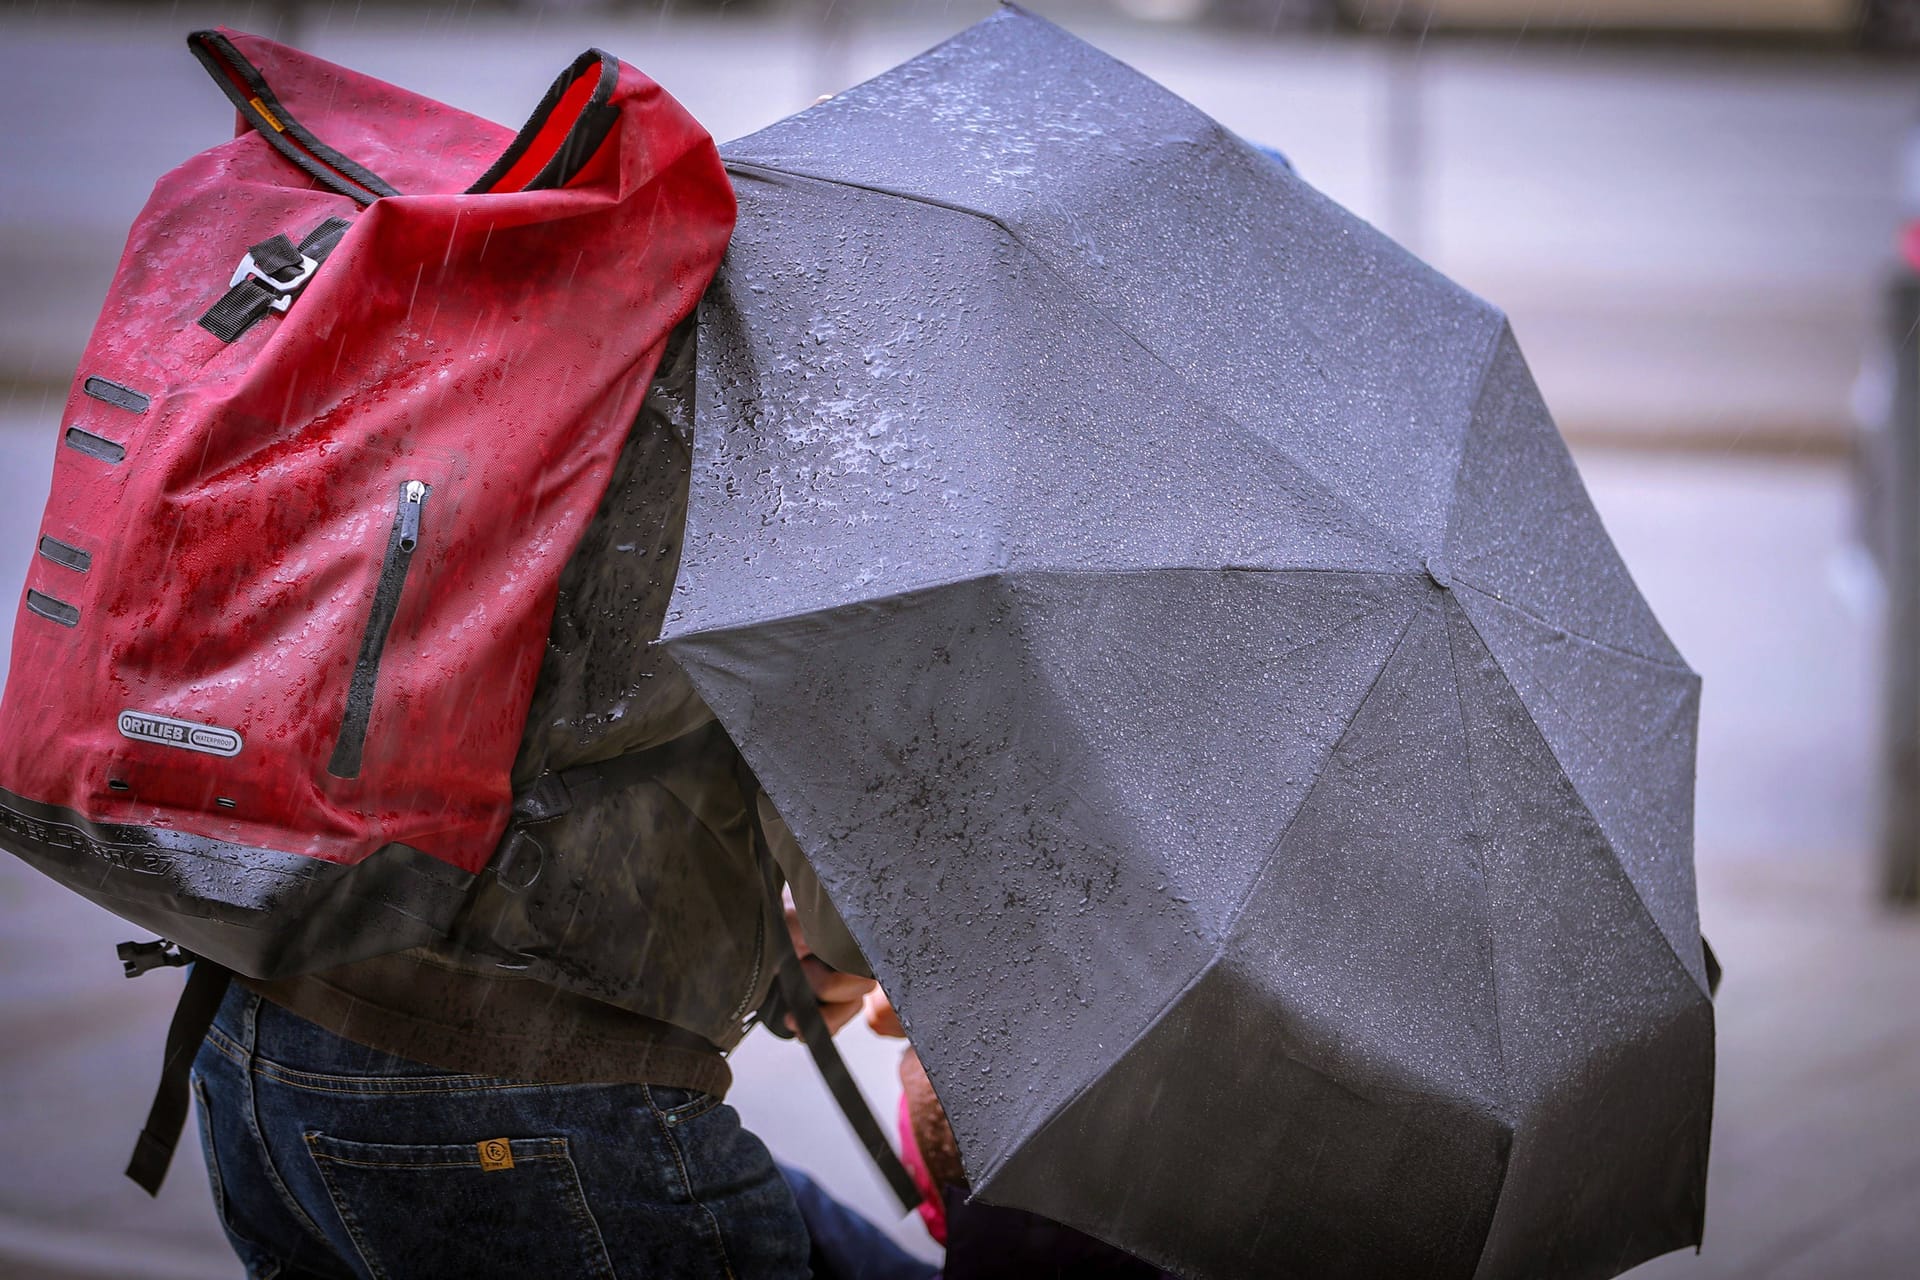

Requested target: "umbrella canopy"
[{"left": 663, "top": 8, "right": 1712, "bottom": 1278}]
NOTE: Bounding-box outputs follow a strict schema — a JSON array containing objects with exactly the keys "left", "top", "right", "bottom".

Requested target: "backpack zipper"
[{"left": 328, "top": 480, "right": 429, "bottom": 779}]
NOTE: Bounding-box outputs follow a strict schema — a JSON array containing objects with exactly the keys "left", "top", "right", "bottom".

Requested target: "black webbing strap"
[
  {"left": 188, "top": 30, "right": 400, "bottom": 206},
  {"left": 465, "top": 49, "right": 620, "bottom": 195},
  {"left": 199, "top": 216, "right": 354, "bottom": 344},
  {"left": 246, "top": 233, "right": 305, "bottom": 277},
  {"left": 740, "top": 772, "right": 921, "bottom": 1213},
  {"left": 198, "top": 282, "right": 278, "bottom": 345},
  {"left": 766, "top": 938, "right": 923, "bottom": 1213},
  {"left": 300, "top": 217, "right": 353, "bottom": 261},
  {"left": 125, "top": 957, "right": 231, "bottom": 1196}
]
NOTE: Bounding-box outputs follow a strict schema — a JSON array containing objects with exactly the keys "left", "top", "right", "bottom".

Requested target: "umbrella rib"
[
  {"left": 1441, "top": 598, "right": 1522, "bottom": 1280},
  {"left": 1448, "top": 595, "right": 1712, "bottom": 1000},
  {"left": 722, "top": 158, "right": 1418, "bottom": 562},
  {"left": 1204, "top": 599, "right": 1425, "bottom": 952},
  {"left": 967, "top": 602, "right": 1426, "bottom": 1193},
  {"left": 1441, "top": 597, "right": 1515, "bottom": 1119},
  {"left": 1435, "top": 319, "right": 1510, "bottom": 565},
  {"left": 1449, "top": 576, "right": 1694, "bottom": 673}
]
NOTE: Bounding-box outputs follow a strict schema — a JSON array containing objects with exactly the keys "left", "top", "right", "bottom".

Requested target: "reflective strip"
[
  {"left": 25, "top": 590, "right": 78, "bottom": 627},
  {"left": 37, "top": 536, "right": 91, "bottom": 573},
  {"left": 81, "top": 377, "right": 149, "bottom": 414},
  {"left": 63, "top": 428, "right": 125, "bottom": 464}
]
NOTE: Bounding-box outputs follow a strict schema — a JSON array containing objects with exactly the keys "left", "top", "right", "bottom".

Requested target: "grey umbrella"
[{"left": 662, "top": 8, "right": 1712, "bottom": 1278}]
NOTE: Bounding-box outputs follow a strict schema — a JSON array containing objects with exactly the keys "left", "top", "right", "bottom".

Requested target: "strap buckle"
[
  {"left": 228, "top": 250, "right": 320, "bottom": 313},
  {"left": 117, "top": 938, "right": 192, "bottom": 978}
]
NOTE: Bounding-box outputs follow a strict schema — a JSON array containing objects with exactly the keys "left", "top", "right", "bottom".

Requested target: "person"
[
  {"left": 189, "top": 324, "right": 877, "bottom": 1280},
  {"left": 783, "top": 992, "right": 1179, "bottom": 1280}
]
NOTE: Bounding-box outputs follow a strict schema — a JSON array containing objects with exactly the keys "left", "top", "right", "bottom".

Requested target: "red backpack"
[{"left": 0, "top": 29, "right": 734, "bottom": 1186}]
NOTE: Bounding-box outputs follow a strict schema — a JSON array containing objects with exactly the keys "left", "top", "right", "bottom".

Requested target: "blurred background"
[{"left": 1, "top": 0, "right": 1917, "bottom": 1276}]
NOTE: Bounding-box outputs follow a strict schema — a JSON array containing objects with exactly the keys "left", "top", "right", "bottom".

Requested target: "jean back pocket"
[{"left": 305, "top": 1132, "right": 614, "bottom": 1280}]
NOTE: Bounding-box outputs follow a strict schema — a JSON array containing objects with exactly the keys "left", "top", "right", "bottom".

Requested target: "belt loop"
[{"left": 238, "top": 985, "right": 261, "bottom": 1060}]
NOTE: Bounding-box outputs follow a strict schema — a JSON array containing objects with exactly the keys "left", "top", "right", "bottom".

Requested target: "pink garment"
[{"left": 898, "top": 1092, "right": 948, "bottom": 1244}]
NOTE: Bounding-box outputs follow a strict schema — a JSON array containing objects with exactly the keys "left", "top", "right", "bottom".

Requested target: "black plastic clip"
[{"left": 118, "top": 939, "right": 192, "bottom": 979}]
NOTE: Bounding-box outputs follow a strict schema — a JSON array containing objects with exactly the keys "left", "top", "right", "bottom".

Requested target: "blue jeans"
[
  {"left": 781, "top": 1165, "right": 937, "bottom": 1280},
  {"left": 190, "top": 985, "right": 810, "bottom": 1279}
]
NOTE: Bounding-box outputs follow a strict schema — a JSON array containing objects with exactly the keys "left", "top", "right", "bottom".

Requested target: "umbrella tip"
[{"left": 1424, "top": 554, "right": 1452, "bottom": 589}]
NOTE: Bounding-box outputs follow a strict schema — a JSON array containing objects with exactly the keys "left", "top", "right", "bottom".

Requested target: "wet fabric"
[
  {"left": 0, "top": 27, "right": 734, "bottom": 977},
  {"left": 237, "top": 950, "right": 730, "bottom": 1093},
  {"left": 247, "top": 330, "right": 866, "bottom": 1082},
  {"left": 663, "top": 8, "right": 1712, "bottom": 1280},
  {"left": 192, "top": 986, "right": 808, "bottom": 1280}
]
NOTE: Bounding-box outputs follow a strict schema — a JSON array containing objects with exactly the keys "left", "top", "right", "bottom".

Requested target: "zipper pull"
[{"left": 399, "top": 480, "right": 428, "bottom": 553}]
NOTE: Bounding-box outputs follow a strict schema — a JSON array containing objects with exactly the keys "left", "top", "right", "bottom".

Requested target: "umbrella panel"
[
  {"left": 980, "top": 591, "right": 1510, "bottom": 1280},
  {"left": 1440, "top": 327, "right": 1704, "bottom": 991},
  {"left": 722, "top": 10, "right": 1501, "bottom": 556},
  {"left": 1441, "top": 326, "right": 1684, "bottom": 667},
  {"left": 1453, "top": 587, "right": 1704, "bottom": 991},
  {"left": 677, "top": 169, "right": 1414, "bottom": 646},
  {"left": 666, "top": 11, "right": 1713, "bottom": 1276},
  {"left": 679, "top": 568, "right": 1435, "bottom": 1164},
  {"left": 1444, "top": 603, "right": 1711, "bottom": 1279},
  {"left": 974, "top": 596, "right": 1708, "bottom": 1280}
]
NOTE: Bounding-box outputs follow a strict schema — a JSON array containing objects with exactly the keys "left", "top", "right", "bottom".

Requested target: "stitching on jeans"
[
  {"left": 667, "top": 1097, "right": 721, "bottom": 1127},
  {"left": 247, "top": 1059, "right": 533, "bottom": 1095},
  {"left": 192, "top": 1073, "right": 291, "bottom": 1280},
  {"left": 189, "top": 1076, "right": 235, "bottom": 1241},
  {"left": 647, "top": 1085, "right": 721, "bottom": 1127},
  {"left": 248, "top": 1067, "right": 544, "bottom": 1096},
  {"left": 303, "top": 1135, "right": 570, "bottom": 1168},
  {"left": 238, "top": 995, "right": 335, "bottom": 1247},
  {"left": 310, "top": 1153, "right": 569, "bottom": 1170},
  {"left": 305, "top": 1137, "right": 615, "bottom": 1280},
  {"left": 552, "top": 1144, "right": 618, "bottom": 1280},
  {"left": 649, "top": 1091, "right": 738, "bottom": 1280},
  {"left": 205, "top": 1025, "right": 247, "bottom": 1067},
  {"left": 305, "top": 1137, "right": 390, "bottom": 1280}
]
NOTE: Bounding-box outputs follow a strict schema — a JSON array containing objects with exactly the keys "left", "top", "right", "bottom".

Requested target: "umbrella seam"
[
  {"left": 720, "top": 157, "right": 1419, "bottom": 565},
  {"left": 1435, "top": 318, "right": 1511, "bottom": 568},
  {"left": 1448, "top": 598, "right": 1712, "bottom": 1000},
  {"left": 1448, "top": 577, "right": 1696, "bottom": 674},
  {"left": 969, "top": 603, "right": 1424, "bottom": 1193},
  {"left": 1210, "top": 603, "right": 1423, "bottom": 943},
  {"left": 1437, "top": 321, "right": 1691, "bottom": 674},
  {"left": 663, "top": 566, "right": 1431, "bottom": 643},
  {"left": 1441, "top": 597, "right": 1521, "bottom": 1280},
  {"left": 1440, "top": 599, "right": 1515, "bottom": 1122}
]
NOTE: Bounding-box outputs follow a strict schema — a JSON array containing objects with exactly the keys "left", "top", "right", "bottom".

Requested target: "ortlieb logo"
[{"left": 117, "top": 711, "right": 243, "bottom": 758}]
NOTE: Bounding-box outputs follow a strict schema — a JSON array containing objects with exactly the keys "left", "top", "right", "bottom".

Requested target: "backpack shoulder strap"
[
  {"left": 124, "top": 954, "right": 232, "bottom": 1195},
  {"left": 739, "top": 766, "right": 922, "bottom": 1213}
]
